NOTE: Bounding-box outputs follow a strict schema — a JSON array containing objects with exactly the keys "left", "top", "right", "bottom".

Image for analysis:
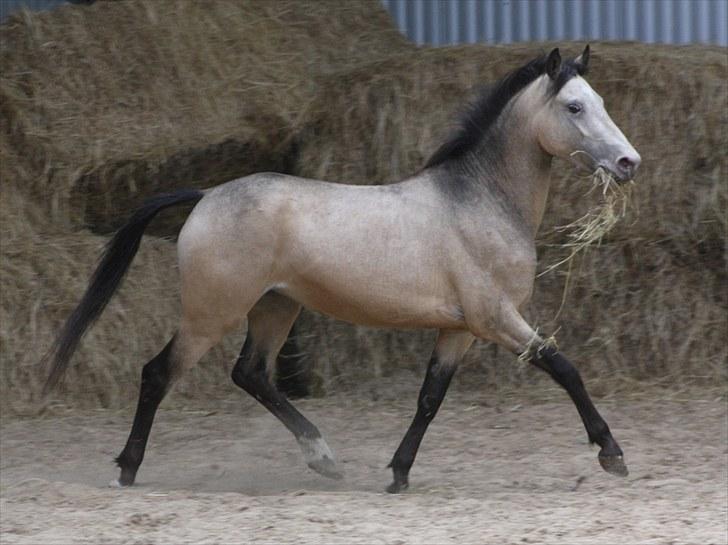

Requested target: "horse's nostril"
[
  {"left": 617, "top": 156, "right": 640, "bottom": 178},
  {"left": 618, "top": 157, "right": 635, "bottom": 171}
]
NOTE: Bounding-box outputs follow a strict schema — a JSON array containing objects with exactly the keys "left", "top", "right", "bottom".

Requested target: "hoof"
[
  {"left": 307, "top": 456, "right": 344, "bottom": 480},
  {"left": 598, "top": 453, "right": 629, "bottom": 477},
  {"left": 386, "top": 480, "right": 408, "bottom": 494},
  {"left": 111, "top": 466, "right": 137, "bottom": 487},
  {"left": 298, "top": 436, "right": 343, "bottom": 479}
]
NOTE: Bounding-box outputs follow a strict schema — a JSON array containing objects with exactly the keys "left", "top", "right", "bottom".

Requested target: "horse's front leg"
[
  {"left": 387, "top": 329, "right": 475, "bottom": 493},
  {"left": 529, "top": 343, "right": 627, "bottom": 475},
  {"left": 471, "top": 304, "right": 628, "bottom": 477}
]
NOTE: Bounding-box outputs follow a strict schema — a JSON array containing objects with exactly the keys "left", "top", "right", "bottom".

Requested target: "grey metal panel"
[
  {"left": 0, "top": 0, "right": 68, "bottom": 22},
  {"left": 382, "top": 0, "right": 728, "bottom": 46}
]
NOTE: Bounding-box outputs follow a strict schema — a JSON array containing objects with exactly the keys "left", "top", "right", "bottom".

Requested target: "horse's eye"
[{"left": 567, "top": 103, "right": 582, "bottom": 114}]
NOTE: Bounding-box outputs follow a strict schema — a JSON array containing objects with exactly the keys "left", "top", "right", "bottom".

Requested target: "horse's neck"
[
  {"left": 465, "top": 110, "right": 553, "bottom": 236},
  {"left": 497, "top": 128, "right": 552, "bottom": 235}
]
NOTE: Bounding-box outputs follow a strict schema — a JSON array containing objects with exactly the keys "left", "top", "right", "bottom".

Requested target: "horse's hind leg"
[
  {"left": 231, "top": 292, "right": 341, "bottom": 479},
  {"left": 275, "top": 322, "right": 312, "bottom": 399},
  {"left": 387, "top": 329, "right": 475, "bottom": 493},
  {"left": 113, "top": 330, "right": 215, "bottom": 487}
]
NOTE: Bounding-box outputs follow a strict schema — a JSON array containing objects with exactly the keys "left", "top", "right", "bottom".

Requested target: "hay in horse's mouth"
[{"left": 539, "top": 167, "right": 634, "bottom": 278}]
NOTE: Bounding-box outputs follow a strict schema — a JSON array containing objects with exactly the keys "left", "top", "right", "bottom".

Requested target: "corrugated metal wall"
[
  {"left": 0, "top": 0, "right": 68, "bottom": 22},
  {"left": 381, "top": 0, "right": 728, "bottom": 46}
]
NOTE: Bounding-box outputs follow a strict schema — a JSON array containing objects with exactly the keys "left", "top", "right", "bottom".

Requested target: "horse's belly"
[{"left": 275, "top": 278, "right": 466, "bottom": 329}]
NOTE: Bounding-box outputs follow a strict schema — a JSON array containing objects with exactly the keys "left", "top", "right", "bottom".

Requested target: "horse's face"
[{"left": 534, "top": 48, "right": 641, "bottom": 182}]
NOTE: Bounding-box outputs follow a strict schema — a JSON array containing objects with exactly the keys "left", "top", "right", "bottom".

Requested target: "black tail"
[{"left": 42, "top": 189, "right": 205, "bottom": 393}]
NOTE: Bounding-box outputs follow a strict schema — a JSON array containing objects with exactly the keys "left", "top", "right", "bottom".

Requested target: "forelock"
[{"left": 548, "top": 58, "right": 587, "bottom": 97}]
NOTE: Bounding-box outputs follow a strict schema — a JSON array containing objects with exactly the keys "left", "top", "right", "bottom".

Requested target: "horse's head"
[{"left": 532, "top": 46, "right": 641, "bottom": 183}]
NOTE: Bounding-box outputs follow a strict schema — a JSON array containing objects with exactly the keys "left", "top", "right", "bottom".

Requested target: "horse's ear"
[
  {"left": 575, "top": 44, "right": 590, "bottom": 74},
  {"left": 545, "top": 48, "right": 561, "bottom": 80}
]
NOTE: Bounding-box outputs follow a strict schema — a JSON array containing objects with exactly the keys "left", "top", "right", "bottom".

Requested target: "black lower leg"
[
  {"left": 275, "top": 323, "right": 312, "bottom": 399},
  {"left": 115, "top": 338, "right": 175, "bottom": 486},
  {"left": 387, "top": 355, "right": 456, "bottom": 493},
  {"left": 532, "top": 346, "right": 627, "bottom": 476},
  {"left": 232, "top": 336, "right": 320, "bottom": 440},
  {"left": 232, "top": 336, "right": 341, "bottom": 478}
]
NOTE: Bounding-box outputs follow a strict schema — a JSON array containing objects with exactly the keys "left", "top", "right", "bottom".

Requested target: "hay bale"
[
  {"left": 0, "top": 0, "right": 411, "bottom": 232},
  {"left": 1, "top": 0, "right": 411, "bottom": 411},
  {"left": 1, "top": 0, "right": 725, "bottom": 412},
  {"left": 292, "top": 42, "right": 727, "bottom": 387},
  {"left": 0, "top": 131, "right": 242, "bottom": 412},
  {"left": 0, "top": 182, "right": 248, "bottom": 414}
]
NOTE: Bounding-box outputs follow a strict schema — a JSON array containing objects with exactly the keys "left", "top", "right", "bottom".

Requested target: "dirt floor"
[{"left": 1, "top": 382, "right": 726, "bottom": 545}]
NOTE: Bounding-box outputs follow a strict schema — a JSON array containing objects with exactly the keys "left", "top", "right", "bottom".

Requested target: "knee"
[
  {"left": 417, "top": 393, "right": 436, "bottom": 416},
  {"left": 538, "top": 347, "right": 583, "bottom": 385},
  {"left": 552, "top": 354, "right": 583, "bottom": 386}
]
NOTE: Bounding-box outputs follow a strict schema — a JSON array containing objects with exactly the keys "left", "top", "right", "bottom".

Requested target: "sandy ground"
[{"left": 1, "top": 384, "right": 726, "bottom": 545}]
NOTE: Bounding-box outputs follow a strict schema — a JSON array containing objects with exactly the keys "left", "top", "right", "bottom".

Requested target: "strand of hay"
[
  {"left": 517, "top": 329, "right": 559, "bottom": 364},
  {"left": 538, "top": 167, "right": 634, "bottom": 278}
]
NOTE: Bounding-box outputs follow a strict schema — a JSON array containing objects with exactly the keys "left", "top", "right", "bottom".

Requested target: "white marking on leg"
[
  {"left": 297, "top": 436, "right": 334, "bottom": 465},
  {"left": 296, "top": 436, "right": 343, "bottom": 479}
]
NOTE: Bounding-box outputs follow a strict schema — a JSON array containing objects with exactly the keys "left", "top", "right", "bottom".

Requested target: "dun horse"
[{"left": 43, "top": 47, "right": 640, "bottom": 493}]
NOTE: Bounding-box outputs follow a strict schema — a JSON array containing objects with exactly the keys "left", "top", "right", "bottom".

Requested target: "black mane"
[{"left": 424, "top": 53, "right": 586, "bottom": 169}]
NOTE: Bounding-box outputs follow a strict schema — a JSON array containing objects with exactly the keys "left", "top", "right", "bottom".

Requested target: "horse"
[{"left": 42, "top": 46, "right": 641, "bottom": 493}]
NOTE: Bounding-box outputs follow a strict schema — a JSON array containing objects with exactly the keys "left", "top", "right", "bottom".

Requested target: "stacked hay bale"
[
  {"left": 0, "top": 152, "right": 183, "bottom": 410},
  {"left": 1, "top": 0, "right": 725, "bottom": 413},
  {"left": 0, "top": 0, "right": 412, "bottom": 411},
  {"left": 0, "top": 0, "right": 411, "bottom": 231}
]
